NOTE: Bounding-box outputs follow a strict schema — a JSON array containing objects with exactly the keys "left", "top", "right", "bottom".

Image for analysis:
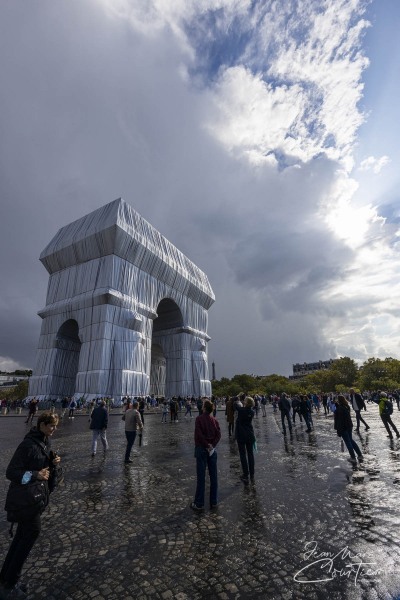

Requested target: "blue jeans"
[
  {"left": 194, "top": 447, "right": 218, "bottom": 508},
  {"left": 302, "top": 412, "right": 312, "bottom": 430},
  {"left": 91, "top": 429, "right": 108, "bottom": 454},
  {"left": 125, "top": 431, "right": 137, "bottom": 461},
  {"left": 341, "top": 429, "right": 362, "bottom": 459}
]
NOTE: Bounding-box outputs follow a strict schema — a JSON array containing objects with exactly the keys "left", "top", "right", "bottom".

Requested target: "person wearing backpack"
[{"left": 378, "top": 392, "right": 400, "bottom": 439}]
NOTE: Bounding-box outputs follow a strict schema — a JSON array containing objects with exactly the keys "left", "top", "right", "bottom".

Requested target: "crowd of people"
[
  {"left": 190, "top": 388, "right": 400, "bottom": 514},
  {"left": 1, "top": 388, "right": 399, "bottom": 598}
]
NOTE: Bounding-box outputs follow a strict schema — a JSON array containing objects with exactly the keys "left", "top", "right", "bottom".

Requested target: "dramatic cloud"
[
  {"left": 0, "top": 0, "right": 399, "bottom": 378},
  {"left": 359, "top": 155, "right": 390, "bottom": 173}
]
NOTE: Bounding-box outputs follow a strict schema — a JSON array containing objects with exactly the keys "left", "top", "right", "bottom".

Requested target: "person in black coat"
[
  {"left": 334, "top": 395, "right": 363, "bottom": 464},
  {"left": 0, "top": 412, "right": 60, "bottom": 599},
  {"left": 89, "top": 400, "right": 109, "bottom": 457},
  {"left": 299, "top": 395, "right": 312, "bottom": 432},
  {"left": 278, "top": 393, "right": 293, "bottom": 435},
  {"left": 235, "top": 397, "right": 256, "bottom": 484},
  {"left": 348, "top": 388, "right": 370, "bottom": 432}
]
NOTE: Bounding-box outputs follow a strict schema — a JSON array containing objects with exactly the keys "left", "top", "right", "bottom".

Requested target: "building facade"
[{"left": 289, "top": 359, "right": 336, "bottom": 380}]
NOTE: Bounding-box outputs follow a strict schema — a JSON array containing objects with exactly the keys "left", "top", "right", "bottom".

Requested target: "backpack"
[{"left": 383, "top": 400, "right": 393, "bottom": 416}]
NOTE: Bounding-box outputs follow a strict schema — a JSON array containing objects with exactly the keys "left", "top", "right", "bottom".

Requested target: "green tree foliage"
[
  {"left": 211, "top": 356, "right": 400, "bottom": 398},
  {"left": 302, "top": 370, "right": 335, "bottom": 393},
  {"left": 3, "top": 379, "right": 28, "bottom": 401},
  {"left": 212, "top": 373, "right": 305, "bottom": 397},
  {"left": 358, "top": 357, "right": 400, "bottom": 390},
  {"left": 330, "top": 357, "right": 358, "bottom": 387}
]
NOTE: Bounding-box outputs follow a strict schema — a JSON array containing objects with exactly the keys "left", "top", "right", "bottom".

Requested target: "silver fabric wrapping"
[{"left": 28, "top": 198, "right": 215, "bottom": 401}]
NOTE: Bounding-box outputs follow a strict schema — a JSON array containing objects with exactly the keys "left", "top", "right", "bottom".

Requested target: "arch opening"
[
  {"left": 153, "top": 298, "right": 183, "bottom": 333},
  {"left": 51, "top": 319, "right": 81, "bottom": 397},
  {"left": 151, "top": 299, "right": 183, "bottom": 397}
]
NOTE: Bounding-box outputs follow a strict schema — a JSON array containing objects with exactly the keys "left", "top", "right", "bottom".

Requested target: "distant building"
[
  {"left": 0, "top": 375, "right": 29, "bottom": 388},
  {"left": 289, "top": 359, "right": 336, "bottom": 380}
]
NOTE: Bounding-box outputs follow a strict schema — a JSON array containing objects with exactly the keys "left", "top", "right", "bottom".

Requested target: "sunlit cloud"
[
  {"left": 0, "top": 0, "right": 398, "bottom": 379},
  {"left": 359, "top": 155, "right": 390, "bottom": 173}
]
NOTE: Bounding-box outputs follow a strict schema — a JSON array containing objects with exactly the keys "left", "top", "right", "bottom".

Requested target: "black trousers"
[
  {"left": 0, "top": 514, "right": 41, "bottom": 587},
  {"left": 381, "top": 415, "right": 399, "bottom": 438},
  {"left": 237, "top": 441, "right": 255, "bottom": 478},
  {"left": 355, "top": 411, "right": 368, "bottom": 430}
]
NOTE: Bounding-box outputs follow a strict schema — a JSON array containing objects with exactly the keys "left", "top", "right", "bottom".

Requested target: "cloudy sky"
[{"left": 1, "top": 0, "right": 399, "bottom": 378}]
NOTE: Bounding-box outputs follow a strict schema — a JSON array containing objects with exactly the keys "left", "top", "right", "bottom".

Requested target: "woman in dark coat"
[
  {"left": 235, "top": 396, "right": 256, "bottom": 484},
  {"left": 334, "top": 394, "right": 363, "bottom": 464},
  {"left": 299, "top": 395, "right": 312, "bottom": 432},
  {"left": 0, "top": 412, "right": 61, "bottom": 599}
]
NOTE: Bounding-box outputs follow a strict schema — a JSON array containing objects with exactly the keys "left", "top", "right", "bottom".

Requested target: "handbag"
[
  {"left": 5, "top": 479, "right": 49, "bottom": 523},
  {"left": 48, "top": 464, "right": 65, "bottom": 492}
]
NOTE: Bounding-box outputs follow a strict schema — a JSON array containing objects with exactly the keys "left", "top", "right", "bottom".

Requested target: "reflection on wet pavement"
[{"left": 0, "top": 406, "right": 399, "bottom": 599}]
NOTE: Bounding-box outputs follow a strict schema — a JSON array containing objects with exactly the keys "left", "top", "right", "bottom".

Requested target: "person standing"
[
  {"left": 0, "top": 412, "right": 61, "bottom": 600},
  {"left": 225, "top": 396, "right": 235, "bottom": 438},
  {"left": 235, "top": 397, "right": 256, "bottom": 484},
  {"left": 191, "top": 399, "right": 221, "bottom": 512},
  {"left": 299, "top": 395, "right": 312, "bottom": 432},
  {"left": 61, "top": 397, "right": 69, "bottom": 418},
  {"left": 170, "top": 398, "right": 177, "bottom": 423},
  {"left": 138, "top": 397, "right": 146, "bottom": 425},
  {"left": 278, "top": 393, "right": 293, "bottom": 435},
  {"left": 322, "top": 394, "right": 329, "bottom": 416},
  {"left": 291, "top": 395, "right": 302, "bottom": 424},
  {"left": 196, "top": 397, "right": 203, "bottom": 415},
  {"left": 89, "top": 400, "right": 109, "bottom": 457},
  {"left": 68, "top": 398, "right": 77, "bottom": 419},
  {"left": 184, "top": 398, "right": 192, "bottom": 419},
  {"left": 161, "top": 400, "right": 168, "bottom": 423},
  {"left": 25, "top": 399, "right": 38, "bottom": 425},
  {"left": 377, "top": 392, "right": 400, "bottom": 439},
  {"left": 334, "top": 394, "right": 363, "bottom": 464},
  {"left": 260, "top": 395, "right": 267, "bottom": 417},
  {"left": 123, "top": 400, "right": 143, "bottom": 464},
  {"left": 349, "top": 388, "right": 370, "bottom": 432}
]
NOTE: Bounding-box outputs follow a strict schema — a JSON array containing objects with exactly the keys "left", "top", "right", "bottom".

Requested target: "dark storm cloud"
[{"left": 0, "top": 0, "right": 393, "bottom": 378}]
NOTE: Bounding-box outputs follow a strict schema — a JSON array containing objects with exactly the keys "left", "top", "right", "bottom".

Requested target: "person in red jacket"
[{"left": 191, "top": 398, "right": 221, "bottom": 512}]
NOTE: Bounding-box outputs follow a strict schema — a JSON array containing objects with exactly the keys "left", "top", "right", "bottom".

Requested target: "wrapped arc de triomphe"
[{"left": 28, "top": 198, "right": 215, "bottom": 401}]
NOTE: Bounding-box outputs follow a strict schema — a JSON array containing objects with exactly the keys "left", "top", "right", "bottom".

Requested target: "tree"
[
  {"left": 330, "top": 357, "right": 358, "bottom": 387},
  {"left": 302, "top": 370, "right": 336, "bottom": 393},
  {"left": 3, "top": 379, "right": 28, "bottom": 401},
  {"left": 231, "top": 374, "right": 257, "bottom": 393},
  {"left": 357, "top": 358, "right": 400, "bottom": 390}
]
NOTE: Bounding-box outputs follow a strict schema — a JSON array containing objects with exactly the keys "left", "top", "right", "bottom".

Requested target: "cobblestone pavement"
[{"left": 1, "top": 406, "right": 400, "bottom": 600}]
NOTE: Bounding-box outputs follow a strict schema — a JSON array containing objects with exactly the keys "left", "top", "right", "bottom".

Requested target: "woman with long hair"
[
  {"left": 235, "top": 396, "right": 256, "bottom": 484},
  {"left": 334, "top": 394, "right": 363, "bottom": 464}
]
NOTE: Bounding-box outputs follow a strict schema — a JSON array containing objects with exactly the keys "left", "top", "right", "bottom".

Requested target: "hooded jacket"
[{"left": 6, "top": 428, "right": 52, "bottom": 485}]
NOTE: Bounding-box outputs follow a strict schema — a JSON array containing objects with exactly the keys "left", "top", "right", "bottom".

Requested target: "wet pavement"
[{"left": 0, "top": 406, "right": 400, "bottom": 600}]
